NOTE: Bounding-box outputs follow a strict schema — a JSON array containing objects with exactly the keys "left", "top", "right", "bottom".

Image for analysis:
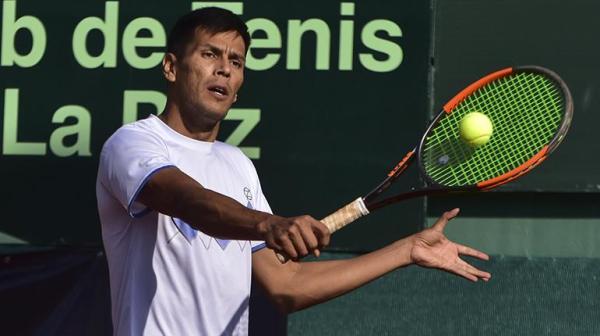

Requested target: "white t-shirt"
[{"left": 96, "top": 115, "right": 270, "bottom": 336}]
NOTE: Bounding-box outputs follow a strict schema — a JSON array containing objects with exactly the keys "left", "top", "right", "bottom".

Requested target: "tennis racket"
[{"left": 276, "top": 65, "right": 573, "bottom": 262}]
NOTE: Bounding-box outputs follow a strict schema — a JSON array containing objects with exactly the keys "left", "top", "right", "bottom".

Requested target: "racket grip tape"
[
  {"left": 321, "top": 197, "right": 370, "bottom": 233},
  {"left": 275, "top": 198, "right": 370, "bottom": 263}
]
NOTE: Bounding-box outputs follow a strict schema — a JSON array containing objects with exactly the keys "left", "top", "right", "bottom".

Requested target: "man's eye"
[
  {"left": 231, "top": 60, "right": 242, "bottom": 68},
  {"left": 203, "top": 52, "right": 216, "bottom": 58}
]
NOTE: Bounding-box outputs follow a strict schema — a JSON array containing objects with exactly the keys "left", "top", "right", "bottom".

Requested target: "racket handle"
[
  {"left": 275, "top": 198, "right": 370, "bottom": 263},
  {"left": 321, "top": 197, "right": 370, "bottom": 233}
]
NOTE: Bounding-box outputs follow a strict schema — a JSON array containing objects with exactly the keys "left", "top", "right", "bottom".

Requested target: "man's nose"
[{"left": 215, "top": 60, "right": 231, "bottom": 78}]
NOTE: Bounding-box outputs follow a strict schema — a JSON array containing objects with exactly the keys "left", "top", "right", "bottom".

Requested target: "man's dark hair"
[{"left": 167, "top": 7, "right": 251, "bottom": 57}]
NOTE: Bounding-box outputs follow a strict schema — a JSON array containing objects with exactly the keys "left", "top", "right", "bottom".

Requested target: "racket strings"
[
  {"left": 422, "top": 72, "right": 564, "bottom": 186},
  {"left": 455, "top": 74, "right": 559, "bottom": 181},
  {"left": 492, "top": 77, "right": 549, "bottom": 167},
  {"left": 448, "top": 74, "right": 559, "bottom": 182}
]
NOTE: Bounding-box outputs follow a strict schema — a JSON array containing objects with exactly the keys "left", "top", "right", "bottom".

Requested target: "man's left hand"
[{"left": 409, "top": 208, "right": 491, "bottom": 282}]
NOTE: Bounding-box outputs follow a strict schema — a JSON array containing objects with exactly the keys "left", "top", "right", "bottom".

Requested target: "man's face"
[{"left": 168, "top": 29, "right": 246, "bottom": 125}]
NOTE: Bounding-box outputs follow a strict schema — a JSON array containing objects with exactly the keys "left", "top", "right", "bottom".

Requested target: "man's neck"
[{"left": 160, "top": 102, "right": 220, "bottom": 142}]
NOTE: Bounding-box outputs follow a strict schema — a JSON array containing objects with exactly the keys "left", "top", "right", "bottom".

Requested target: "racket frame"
[
  {"left": 276, "top": 65, "right": 573, "bottom": 262},
  {"left": 365, "top": 65, "right": 573, "bottom": 212}
]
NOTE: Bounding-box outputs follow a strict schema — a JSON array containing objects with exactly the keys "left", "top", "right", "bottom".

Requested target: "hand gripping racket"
[{"left": 276, "top": 65, "right": 573, "bottom": 262}]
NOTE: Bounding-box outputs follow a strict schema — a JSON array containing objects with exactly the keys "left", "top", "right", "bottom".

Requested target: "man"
[{"left": 96, "top": 7, "right": 491, "bottom": 336}]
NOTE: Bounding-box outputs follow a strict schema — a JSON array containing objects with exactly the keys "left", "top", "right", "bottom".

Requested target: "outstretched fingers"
[
  {"left": 456, "top": 243, "right": 490, "bottom": 261},
  {"left": 455, "top": 258, "right": 491, "bottom": 281},
  {"left": 453, "top": 267, "right": 479, "bottom": 282}
]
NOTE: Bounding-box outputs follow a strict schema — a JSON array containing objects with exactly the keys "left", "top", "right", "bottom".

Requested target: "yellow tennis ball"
[{"left": 459, "top": 112, "right": 493, "bottom": 148}]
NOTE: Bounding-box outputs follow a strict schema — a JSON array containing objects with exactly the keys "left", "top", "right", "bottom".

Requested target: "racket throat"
[
  {"left": 364, "top": 149, "right": 416, "bottom": 204},
  {"left": 366, "top": 187, "right": 458, "bottom": 212}
]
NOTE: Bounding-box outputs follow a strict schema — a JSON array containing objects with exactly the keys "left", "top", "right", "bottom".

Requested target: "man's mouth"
[{"left": 207, "top": 85, "right": 229, "bottom": 97}]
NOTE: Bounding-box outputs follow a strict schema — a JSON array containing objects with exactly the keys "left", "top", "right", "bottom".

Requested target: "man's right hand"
[{"left": 257, "top": 215, "right": 331, "bottom": 260}]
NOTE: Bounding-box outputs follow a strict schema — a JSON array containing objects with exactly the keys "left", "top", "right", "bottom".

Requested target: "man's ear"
[{"left": 162, "top": 53, "right": 177, "bottom": 82}]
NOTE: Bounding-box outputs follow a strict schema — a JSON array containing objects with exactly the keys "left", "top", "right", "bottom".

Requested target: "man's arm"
[
  {"left": 252, "top": 208, "right": 491, "bottom": 313},
  {"left": 137, "top": 167, "right": 330, "bottom": 258}
]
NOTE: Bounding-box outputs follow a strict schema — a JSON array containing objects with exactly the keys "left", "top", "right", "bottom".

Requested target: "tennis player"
[{"left": 96, "top": 7, "right": 491, "bottom": 335}]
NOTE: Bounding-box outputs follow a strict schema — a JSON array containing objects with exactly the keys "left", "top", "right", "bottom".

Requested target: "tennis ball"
[{"left": 459, "top": 112, "right": 493, "bottom": 148}]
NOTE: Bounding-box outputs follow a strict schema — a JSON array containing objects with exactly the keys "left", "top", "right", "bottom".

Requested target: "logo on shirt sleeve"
[
  {"left": 243, "top": 187, "right": 254, "bottom": 210},
  {"left": 243, "top": 187, "right": 252, "bottom": 201}
]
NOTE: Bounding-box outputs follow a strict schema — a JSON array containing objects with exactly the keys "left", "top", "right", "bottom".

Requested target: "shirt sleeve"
[
  {"left": 98, "top": 126, "right": 174, "bottom": 217},
  {"left": 247, "top": 156, "right": 272, "bottom": 253}
]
